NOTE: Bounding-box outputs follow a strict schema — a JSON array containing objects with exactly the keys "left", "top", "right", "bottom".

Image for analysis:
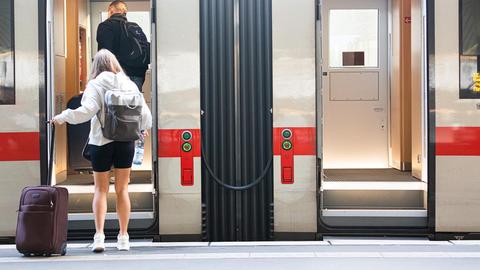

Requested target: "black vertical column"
[
  {"left": 238, "top": 0, "right": 273, "bottom": 241},
  {"left": 200, "top": 0, "right": 273, "bottom": 241},
  {"left": 200, "top": 0, "right": 237, "bottom": 241},
  {"left": 38, "top": 0, "right": 48, "bottom": 184}
]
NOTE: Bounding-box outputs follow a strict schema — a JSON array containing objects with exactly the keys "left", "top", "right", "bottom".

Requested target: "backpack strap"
[
  {"left": 108, "top": 16, "right": 130, "bottom": 38},
  {"left": 93, "top": 83, "right": 105, "bottom": 128}
]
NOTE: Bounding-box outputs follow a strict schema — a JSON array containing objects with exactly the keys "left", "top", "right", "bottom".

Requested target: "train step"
[
  {"left": 322, "top": 169, "right": 426, "bottom": 209},
  {"left": 320, "top": 209, "right": 428, "bottom": 227},
  {"left": 56, "top": 185, "right": 154, "bottom": 213}
]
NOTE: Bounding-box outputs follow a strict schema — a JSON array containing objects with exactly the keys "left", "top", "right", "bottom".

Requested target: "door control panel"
[
  {"left": 180, "top": 130, "right": 194, "bottom": 186},
  {"left": 280, "top": 129, "right": 294, "bottom": 184}
]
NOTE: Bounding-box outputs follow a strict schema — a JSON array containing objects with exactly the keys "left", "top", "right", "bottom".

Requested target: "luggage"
[
  {"left": 66, "top": 94, "right": 92, "bottom": 170},
  {"left": 16, "top": 124, "right": 69, "bottom": 256},
  {"left": 99, "top": 76, "right": 144, "bottom": 141},
  {"left": 109, "top": 16, "right": 150, "bottom": 68}
]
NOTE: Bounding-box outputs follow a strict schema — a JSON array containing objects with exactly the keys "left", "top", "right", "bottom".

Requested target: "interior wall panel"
[
  {"left": 391, "top": 0, "right": 412, "bottom": 171},
  {"left": 411, "top": 0, "right": 423, "bottom": 179}
]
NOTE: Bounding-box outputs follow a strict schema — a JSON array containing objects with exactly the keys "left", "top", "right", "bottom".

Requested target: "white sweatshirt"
[{"left": 54, "top": 71, "right": 152, "bottom": 146}]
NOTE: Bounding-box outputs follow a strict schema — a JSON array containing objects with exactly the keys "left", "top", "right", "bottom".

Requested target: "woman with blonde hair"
[{"left": 52, "top": 49, "right": 152, "bottom": 252}]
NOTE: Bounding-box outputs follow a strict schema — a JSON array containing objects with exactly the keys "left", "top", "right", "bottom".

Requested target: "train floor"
[
  {"left": 57, "top": 170, "right": 152, "bottom": 185},
  {"left": 1, "top": 238, "right": 480, "bottom": 269},
  {"left": 323, "top": 168, "right": 420, "bottom": 182}
]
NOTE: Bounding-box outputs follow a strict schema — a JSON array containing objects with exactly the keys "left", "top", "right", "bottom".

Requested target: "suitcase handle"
[{"left": 46, "top": 122, "right": 55, "bottom": 186}]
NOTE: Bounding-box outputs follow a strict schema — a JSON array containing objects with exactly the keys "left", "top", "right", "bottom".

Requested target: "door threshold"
[
  {"left": 57, "top": 183, "right": 154, "bottom": 194},
  {"left": 322, "top": 209, "right": 428, "bottom": 217},
  {"left": 69, "top": 212, "right": 154, "bottom": 221}
]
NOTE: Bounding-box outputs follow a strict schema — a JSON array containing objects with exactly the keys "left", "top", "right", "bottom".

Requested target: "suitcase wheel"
[
  {"left": 61, "top": 243, "right": 67, "bottom": 256},
  {"left": 23, "top": 253, "right": 41, "bottom": 257}
]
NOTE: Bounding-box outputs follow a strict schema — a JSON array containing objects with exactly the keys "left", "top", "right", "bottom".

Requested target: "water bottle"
[{"left": 133, "top": 135, "right": 144, "bottom": 165}]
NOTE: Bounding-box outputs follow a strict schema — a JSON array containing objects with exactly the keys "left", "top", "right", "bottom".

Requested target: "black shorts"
[{"left": 89, "top": 141, "right": 135, "bottom": 172}]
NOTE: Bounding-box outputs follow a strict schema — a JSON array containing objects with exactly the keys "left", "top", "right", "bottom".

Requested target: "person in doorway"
[
  {"left": 51, "top": 49, "right": 152, "bottom": 252},
  {"left": 97, "top": 0, "right": 150, "bottom": 92}
]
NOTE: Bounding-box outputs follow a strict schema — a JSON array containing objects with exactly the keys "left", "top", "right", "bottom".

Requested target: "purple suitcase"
[{"left": 15, "top": 124, "right": 69, "bottom": 256}]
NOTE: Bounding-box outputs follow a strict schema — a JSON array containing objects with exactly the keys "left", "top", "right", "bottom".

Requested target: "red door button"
[
  {"left": 282, "top": 167, "right": 293, "bottom": 183},
  {"left": 182, "top": 169, "right": 193, "bottom": 186}
]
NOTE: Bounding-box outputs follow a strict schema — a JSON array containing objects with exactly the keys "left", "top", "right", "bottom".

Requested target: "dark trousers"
[{"left": 129, "top": 76, "right": 145, "bottom": 92}]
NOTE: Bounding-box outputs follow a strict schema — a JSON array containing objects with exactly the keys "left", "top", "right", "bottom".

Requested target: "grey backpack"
[{"left": 98, "top": 78, "right": 143, "bottom": 141}]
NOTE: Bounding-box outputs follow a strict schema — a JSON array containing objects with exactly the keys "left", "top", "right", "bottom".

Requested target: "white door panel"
[{"left": 322, "top": 0, "right": 389, "bottom": 169}]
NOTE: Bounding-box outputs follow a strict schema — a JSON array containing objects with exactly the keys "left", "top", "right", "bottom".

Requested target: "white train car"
[{"left": 0, "top": 0, "right": 478, "bottom": 242}]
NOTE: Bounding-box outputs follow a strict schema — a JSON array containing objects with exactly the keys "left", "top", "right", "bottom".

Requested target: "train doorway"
[
  {"left": 318, "top": 0, "right": 429, "bottom": 230},
  {"left": 46, "top": 0, "right": 157, "bottom": 237}
]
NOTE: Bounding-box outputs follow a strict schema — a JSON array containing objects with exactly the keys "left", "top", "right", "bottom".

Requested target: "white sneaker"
[
  {"left": 117, "top": 233, "right": 130, "bottom": 251},
  {"left": 91, "top": 233, "right": 105, "bottom": 253}
]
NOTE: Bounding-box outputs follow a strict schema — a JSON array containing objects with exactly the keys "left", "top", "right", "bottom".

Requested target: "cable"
[{"left": 201, "top": 143, "right": 273, "bottom": 191}]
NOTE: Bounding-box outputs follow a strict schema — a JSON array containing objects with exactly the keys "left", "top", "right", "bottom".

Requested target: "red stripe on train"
[
  {"left": 273, "top": 127, "right": 316, "bottom": 156},
  {"left": 0, "top": 132, "right": 40, "bottom": 161},
  {"left": 158, "top": 129, "right": 201, "bottom": 157},
  {"left": 158, "top": 127, "right": 316, "bottom": 158},
  {"left": 436, "top": 127, "right": 480, "bottom": 156}
]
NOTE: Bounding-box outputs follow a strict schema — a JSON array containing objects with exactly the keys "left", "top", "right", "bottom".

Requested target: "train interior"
[
  {"left": 318, "top": 0, "right": 427, "bottom": 228},
  {"left": 50, "top": 0, "right": 155, "bottom": 232}
]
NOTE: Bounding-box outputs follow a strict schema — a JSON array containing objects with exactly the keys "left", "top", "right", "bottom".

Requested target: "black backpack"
[{"left": 110, "top": 17, "right": 150, "bottom": 68}]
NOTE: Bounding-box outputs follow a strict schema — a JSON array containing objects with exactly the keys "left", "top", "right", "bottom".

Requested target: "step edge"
[
  {"left": 322, "top": 181, "right": 427, "bottom": 191},
  {"left": 321, "top": 209, "right": 428, "bottom": 217}
]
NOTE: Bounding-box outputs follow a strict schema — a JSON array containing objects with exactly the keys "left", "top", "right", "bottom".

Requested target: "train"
[{"left": 0, "top": 0, "right": 478, "bottom": 242}]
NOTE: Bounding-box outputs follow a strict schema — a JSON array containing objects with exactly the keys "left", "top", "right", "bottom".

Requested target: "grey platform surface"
[{"left": 2, "top": 238, "right": 480, "bottom": 270}]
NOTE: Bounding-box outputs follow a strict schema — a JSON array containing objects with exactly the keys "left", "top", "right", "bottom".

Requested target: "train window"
[
  {"left": 460, "top": 0, "right": 480, "bottom": 99},
  {"left": 342, "top": 51, "right": 365, "bottom": 66},
  {"left": 0, "top": 0, "right": 15, "bottom": 105},
  {"left": 329, "top": 9, "right": 378, "bottom": 68}
]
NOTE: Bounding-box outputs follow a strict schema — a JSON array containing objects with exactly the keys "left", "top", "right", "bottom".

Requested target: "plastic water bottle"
[{"left": 133, "top": 135, "right": 144, "bottom": 165}]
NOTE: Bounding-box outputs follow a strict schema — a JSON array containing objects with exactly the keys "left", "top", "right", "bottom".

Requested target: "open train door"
[
  {"left": 45, "top": 0, "right": 158, "bottom": 238},
  {"left": 318, "top": 0, "right": 430, "bottom": 233}
]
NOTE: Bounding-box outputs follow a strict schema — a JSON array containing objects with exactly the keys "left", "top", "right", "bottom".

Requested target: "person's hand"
[
  {"left": 142, "top": 130, "right": 149, "bottom": 137},
  {"left": 49, "top": 117, "right": 64, "bottom": 126}
]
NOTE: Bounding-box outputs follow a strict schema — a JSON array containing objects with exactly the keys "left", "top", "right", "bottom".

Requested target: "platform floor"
[{"left": 1, "top": 238, "right": 480, "bottom": 270}]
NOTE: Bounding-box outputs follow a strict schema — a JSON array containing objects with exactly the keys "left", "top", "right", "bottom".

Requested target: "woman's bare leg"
[
  {"left": 114, "top": 168, "right": 131, "bottom": 235},
  {"left": 93, "top": 171, "right": 110, "bottom": 234}
]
